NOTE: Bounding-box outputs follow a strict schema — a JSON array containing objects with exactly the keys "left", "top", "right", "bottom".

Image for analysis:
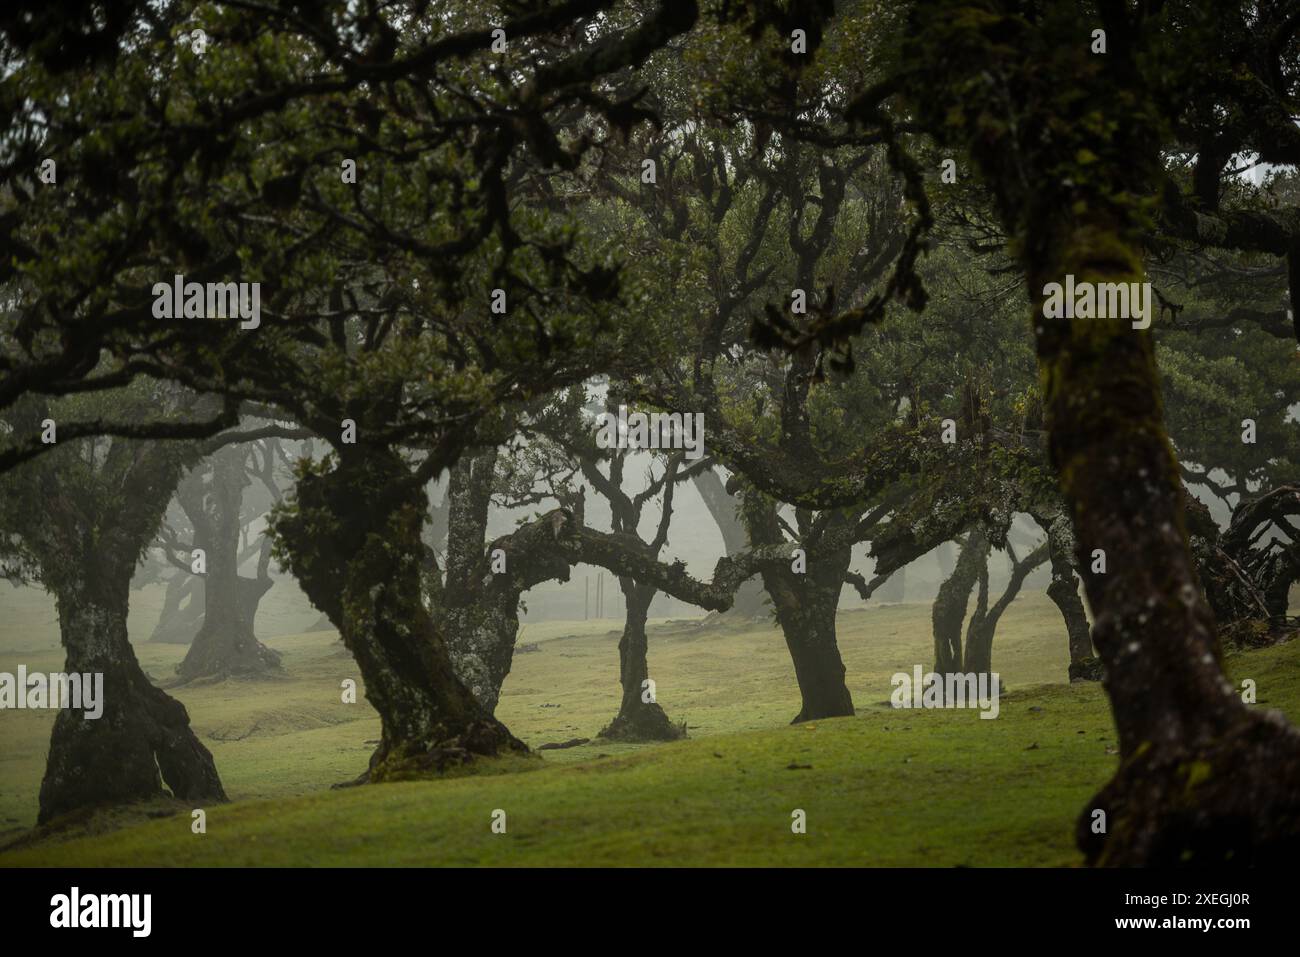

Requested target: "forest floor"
[{"left": 1, "top": 585, "right": 1297, "bottom": 866}]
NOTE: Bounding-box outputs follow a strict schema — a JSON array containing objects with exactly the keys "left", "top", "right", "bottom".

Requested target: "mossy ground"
[{"left": 1, "top": 583, "right": 1296, "bottom": 866}]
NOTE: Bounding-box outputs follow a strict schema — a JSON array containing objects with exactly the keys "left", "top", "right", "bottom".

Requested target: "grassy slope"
[{"left": 1, "top": 585, "right": 1297, "bottom": 866}]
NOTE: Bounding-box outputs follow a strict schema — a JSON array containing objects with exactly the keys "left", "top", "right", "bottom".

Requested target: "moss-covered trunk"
[
  {"left": 440, "top": 447, "right": 512, "bottom": 714},
  {"left": 40, "top": 570, "right": 226, "bottom": 823},
  {"left": 895, "top": 3, "right": 1300, "bottom": 862},
  {"left": 932, "top": 528, "right": 988, "bottom": 678},
  {"left": 273, "top": 448, "right": 525, "bottom": 779},
  {"left": 1036, "top": 510, "right": 1099, "bottom": 681},
  {"left": 439, "top": 449, "right": 576, "bottom": 715},
  {"left": 599, "top": 581, "right": 682, "bottom": 741},
  {"left": 443, "top": 600, "right": 518, "bottom": 716},
  {"left": 1029, "top": 219, "right": 1300, "bottom": 865}
]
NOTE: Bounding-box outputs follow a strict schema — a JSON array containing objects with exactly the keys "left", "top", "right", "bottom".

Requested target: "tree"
[
  {"left": 532, "top": 387, "right": 715, "bottom": 739},
  {"left": 437, "top": 390, "right": 747, "bottom": 738},
  {"left": 690, "top": 0, "right": 1298, "bottom": 862},
  {"left": 606, "top": 105, "right": 1054, "bottom": 720},
  {"left": 931, "top": 526, "right": 989, "bottom": 677},
  {"left": 854, "top": 0, "right": 1300, "bottom": 863},
  {"left": 963, "top": 535, "right": 1049, "bottom": 679},
  {"left": 3, "top": 0, "right": 706, "bottom": 781},
  {"left": 1154, "top": 243, "right": 1299, "bottom": 641},
  {"left": 171, "top": 441, "right": 286, "bottom": 681},
  {"left": 1029, "top": 503, "right": 1100, "bottom": 681},
  {"left": 0, "top": 388, "right": 226, "bottom": 822},
  {"left": 593, "top": 103, "right": 916, "bottom": 721},
  {"left": 0, "top": 1, "right": 704, "bottom": 471}
]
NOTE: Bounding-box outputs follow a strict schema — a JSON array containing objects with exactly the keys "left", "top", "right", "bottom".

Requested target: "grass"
[{"left": 1, "top": 583, "right": 1297, "bottom": 866}]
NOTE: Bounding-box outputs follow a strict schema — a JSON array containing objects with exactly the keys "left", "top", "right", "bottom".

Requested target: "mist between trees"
[{"left": 0, "top": 0, "right": 1298, "bottom": 867}]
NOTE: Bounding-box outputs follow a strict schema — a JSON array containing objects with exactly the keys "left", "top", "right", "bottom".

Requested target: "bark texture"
[
  {"left": 901, "top": 4, "right": 1300, "bottom": 864},
  {"left": 1030, "top": 228, "right": 1300, "bottom": 865},
  {"left": 931, "top": 528, "right": 988, "bottom": 677},
  {"left": 440, "top": 451, "right": 573, "bottom": 715},
  {"left": 41, "top": 573, "right": 225, "bottom": 823},
  {"left": 0, "top": 417, "right": 230, "bottom": 823},
  {"left": 273, "top": 449, "right": 526, "bottom": 779},
  {"left": 1033, "top": 507, "right": 1100, "bottom": 681}
]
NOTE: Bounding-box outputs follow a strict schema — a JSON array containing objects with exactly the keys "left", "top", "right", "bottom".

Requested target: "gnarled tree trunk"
[
  {"left": 40, "top": 568, "right": 225, "bottom": 824},
  {"left": 0, "top": 409, "right": 230, "bottom": 825},
  {"left": 932, "top": 528, "right": 988, "bottom": 678},
  {"left": 273, "top": 448, "right": 526, "bottom": 780},
  {"left": 763, "top": 546, "right": 855, "bottom": 721},
  {"left": 440, "top": 451, "right": 574, "bottom": 715},
  {"left": 441, "top": 447, "right": 513, "bottom": 712},
  {"left": 1029, "top": 222, "right": 1300, "bottom": 866},
  {"left": 1034, "top": 508, "right": 1099, "bottom": 682},
  {"left": 776, "top": 582, "right": 854, "bottom": 723},
  {"left": 741, "top": 493, "right": 855, "bottom": 723},
  {"left": 900, "top": 5, "right": 1300, "bottom": 864},
  {"left": 961, "top": 558, "right": 993, "bottom": 676},
  {"left": 600, "top": 581, "right": 683, "bottom": 741},
  {"left": 964, "top": 539, "right": 1048, "bottom": 681}
]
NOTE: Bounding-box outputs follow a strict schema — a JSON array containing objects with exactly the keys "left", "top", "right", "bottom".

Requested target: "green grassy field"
[{"left": 1, "top": 583, "right": 1297, "bottom": 866}]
